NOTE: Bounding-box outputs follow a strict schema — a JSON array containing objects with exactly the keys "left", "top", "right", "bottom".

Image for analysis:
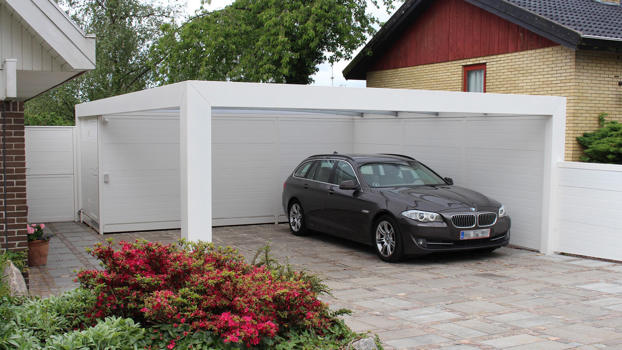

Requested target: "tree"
[
  {"left": 25, "top": 0, "right": 180, "bottom": 125},
  {"left": 152, "top": 0, "right": 398, "bottom": 85}
]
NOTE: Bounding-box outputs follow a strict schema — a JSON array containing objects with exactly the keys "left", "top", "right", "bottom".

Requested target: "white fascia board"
[
  {"left": 5, "top": 0, "right": 95, "bottom": 70},
  {"left": 189, "top": 81, "right": 566, "bottom": 117},
  {"left": 75, "top": 82, "right": 187, "bottom": 118},
  {"left": 77, "top": 80, "right": 566, "bottom": 119}
]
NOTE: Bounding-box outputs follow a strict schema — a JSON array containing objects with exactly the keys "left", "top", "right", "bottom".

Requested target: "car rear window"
[
  {"left": 294, "top": 161, "right": 313, "bottom": 178},
  {"left": 313, "top": 160, "right": 335, "bottom": 183}
]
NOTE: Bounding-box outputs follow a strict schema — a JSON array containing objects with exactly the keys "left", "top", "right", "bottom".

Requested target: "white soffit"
[{"left": 3, "top": 0, "right": 95, "bottom": 70}]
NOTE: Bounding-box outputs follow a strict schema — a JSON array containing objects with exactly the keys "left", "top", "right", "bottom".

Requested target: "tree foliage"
[
  {"left": 152, "top": 0, "right": 397, "bottom": 84},
  {"left": 25, "top": 0, "right": 180, "bottom": 125},
  {"left": 577, "top": 113, "right": 622, "bottom": 164}
]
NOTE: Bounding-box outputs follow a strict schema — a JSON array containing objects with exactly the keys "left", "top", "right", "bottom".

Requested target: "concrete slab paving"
[{"left": 29, "top": 222, "right": 622, "bottom": 349}]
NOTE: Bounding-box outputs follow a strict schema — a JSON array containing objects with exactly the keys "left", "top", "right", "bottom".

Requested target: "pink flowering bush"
[
  {"left": 77, "top": 240, "right": 332, "bottom": 347},
  {"left": 26, "top": 223, "right": 48, "bottom": 242}
]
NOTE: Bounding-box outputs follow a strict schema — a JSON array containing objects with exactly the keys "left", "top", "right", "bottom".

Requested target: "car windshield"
[{"left": 360, "top": 162, "right": 446, "bottom": 187}]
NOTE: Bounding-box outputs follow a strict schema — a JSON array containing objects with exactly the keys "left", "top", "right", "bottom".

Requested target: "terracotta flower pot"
[{"left": 28, "top": 239, "right": 50, "bottom": 266}]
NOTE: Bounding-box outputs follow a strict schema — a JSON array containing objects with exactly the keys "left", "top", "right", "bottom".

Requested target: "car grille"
[
  {"left": 451, "top": 214, "right": 476, "bottom": 228},
  {"left": 478, "top": 213, "right": 497, "bottom": 226}
]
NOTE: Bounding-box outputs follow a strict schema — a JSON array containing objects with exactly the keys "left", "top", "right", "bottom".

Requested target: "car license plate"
[{"left": 460, "top": 228, "right": 491, "bottom": 240}]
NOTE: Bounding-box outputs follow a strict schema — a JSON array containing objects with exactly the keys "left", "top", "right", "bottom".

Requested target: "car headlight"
[
  {"left": 499, "top": 205, "right": 508, "bottom": 218},
  {"left": 401, "top": 210, "right": 443, "bottom": 223}
]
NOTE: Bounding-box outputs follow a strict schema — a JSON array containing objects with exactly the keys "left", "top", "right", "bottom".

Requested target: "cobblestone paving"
[{"left": 30, "top": 222, "right": 622, "bottom": 349}]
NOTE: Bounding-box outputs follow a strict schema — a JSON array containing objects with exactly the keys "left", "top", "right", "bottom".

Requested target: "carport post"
[{"left": 180, "top": 82, "right": 212, "bottom": 242}]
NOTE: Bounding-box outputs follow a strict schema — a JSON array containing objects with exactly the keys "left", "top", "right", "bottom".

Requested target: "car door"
[
  {"left": 302, "top": 159, "right": 335, "bottom": 232},
  {"left": 323, "top": 160, "right": 371, "bottom": 241}
]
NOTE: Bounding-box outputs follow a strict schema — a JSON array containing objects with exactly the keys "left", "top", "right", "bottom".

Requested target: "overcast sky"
[{"left": 184, "top": 0, "right": 395, "bottom": 88}]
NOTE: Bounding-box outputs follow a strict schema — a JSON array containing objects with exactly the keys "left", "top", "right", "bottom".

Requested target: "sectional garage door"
[{"left": 354, "top": 115, "right": 546, "bottom": 250}]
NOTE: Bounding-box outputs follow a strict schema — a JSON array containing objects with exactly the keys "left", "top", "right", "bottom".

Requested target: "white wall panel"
[
  {"left": 354, "top": 115, "right": 547, "bottom": 250},
  {"left": 100, "top": 114, "right": 180, "bottom": 232},
  {"left": 556, "top": 162, "right": 622, "bottom": 261},
  {"left": 26, "top": 126, "right": 75, "bottom": 222},
  {"left": 212, "top": 114, "right": 353, "bottom": 225}
]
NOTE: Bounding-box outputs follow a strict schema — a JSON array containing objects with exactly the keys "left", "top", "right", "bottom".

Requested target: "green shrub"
[
  {"left": 46, "top": 317, "right": 145, "bottom": 350},
  {"left": 0, "top": 288, "right": 95, "bottom": 348},
  {"left": 577, "top": 113, "right": 622, "bottom": 164}
]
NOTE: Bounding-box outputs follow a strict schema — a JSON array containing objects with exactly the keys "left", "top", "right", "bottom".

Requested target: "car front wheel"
[
  {"left": 288, "top": 201, "right": 308, "bottom": 236},
  {"left": 374, "top": 216, "right": 403, "bottom": 262}
]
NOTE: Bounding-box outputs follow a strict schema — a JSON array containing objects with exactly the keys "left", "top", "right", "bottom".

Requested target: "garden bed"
[{"left": 0, "top": 240, "right": 377, "bottom": 349}]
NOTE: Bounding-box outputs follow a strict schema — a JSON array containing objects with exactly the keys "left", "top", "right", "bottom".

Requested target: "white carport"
[{"left": 75, "top": 81, "right": 565, "bottom": 254}]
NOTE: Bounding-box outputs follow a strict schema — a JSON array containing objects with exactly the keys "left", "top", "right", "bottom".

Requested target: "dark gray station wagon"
[{"left": 282, "top": 154, "right": 510, "bottom": 262}]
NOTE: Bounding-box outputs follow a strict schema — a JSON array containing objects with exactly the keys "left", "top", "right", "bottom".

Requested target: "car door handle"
[
  {"left": 328, "top": 188, "right": 335, "bottom": 195},
  {"left": 303, "top": 184, "right": 309, "bottom": 189}
]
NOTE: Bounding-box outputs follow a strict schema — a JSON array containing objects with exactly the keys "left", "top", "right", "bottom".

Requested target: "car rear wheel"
[
  {"left": 374, "top": 216, "right": 403, "bottom": 262},
  {"left": 288, "top": 201, "right": 308, "bottom": 236}
]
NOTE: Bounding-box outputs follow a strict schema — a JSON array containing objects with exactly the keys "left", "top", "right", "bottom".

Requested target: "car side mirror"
[
  {"left": 444, "top": 177, "right": 454, "bottom": 185},
  {"left": 339, "top": 180, "right": 359, "bottom": 190}
]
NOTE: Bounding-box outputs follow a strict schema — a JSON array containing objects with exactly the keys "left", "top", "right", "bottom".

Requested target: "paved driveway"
[{"left": 32, "top": 222, "right": 622, "bottom": 349}]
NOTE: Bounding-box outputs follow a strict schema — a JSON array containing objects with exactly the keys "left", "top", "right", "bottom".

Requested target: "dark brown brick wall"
[{"left": 0, "top": 100, "right": 28, "bottom": 284}]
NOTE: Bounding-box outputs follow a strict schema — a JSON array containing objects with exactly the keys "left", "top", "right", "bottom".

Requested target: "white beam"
[{"left": 180, "top": 82, "right": 212, "bottom": 242}]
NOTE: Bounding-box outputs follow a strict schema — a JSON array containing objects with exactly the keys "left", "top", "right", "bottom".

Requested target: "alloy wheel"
[
  {"left": 289, "top": 203, "right": 302, "bottom": 232},
  {"left": 375, "top": 220, "right": 396, "bottom": 258}
]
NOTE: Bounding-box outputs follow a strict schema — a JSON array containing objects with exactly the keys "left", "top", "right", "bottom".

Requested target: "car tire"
[
  {"left": 374, "top": 216, "right": 404, "bottom": 262},
  {"left": 288, "top": 201, "right": 309, "bottom": 236}
]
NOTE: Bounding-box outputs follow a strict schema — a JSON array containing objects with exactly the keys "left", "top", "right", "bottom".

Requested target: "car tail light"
[{"left": 283, "top": 182, "right": 286, "bottom": 189}]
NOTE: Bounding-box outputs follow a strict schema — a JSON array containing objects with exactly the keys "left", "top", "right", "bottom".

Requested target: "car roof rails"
[{"left": 380, "top": 153, "right": 415, "bottom": 160}]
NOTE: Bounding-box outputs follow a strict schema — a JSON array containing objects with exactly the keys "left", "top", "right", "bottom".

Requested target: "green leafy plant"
[
  {"left": 0, "top": 289, "right": 96, "bottom": 348},
  {"left": 45, "top": 317, "right": 146, "bottom": 350},
  {"left": 577, "top": 113, "right": 622, "bottom": 164}
]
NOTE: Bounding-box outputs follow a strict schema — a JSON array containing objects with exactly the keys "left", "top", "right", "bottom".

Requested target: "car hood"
[{"left": 381, "top": 185, "right": 500, "bottom": 213}]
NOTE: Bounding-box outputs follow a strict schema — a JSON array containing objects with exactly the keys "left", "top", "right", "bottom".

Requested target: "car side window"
[
  {"left": 313, "top": 160, "right": 335, "bottom": 183},
  {"left": 293, "top": 161, "right": 313, "bottom": 178},
  {"left": 334, "top": 161, "right": 357, "bottom": 185}
]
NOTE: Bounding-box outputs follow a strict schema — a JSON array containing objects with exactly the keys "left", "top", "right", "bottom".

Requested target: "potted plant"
[{"left": 27, "top": 224, "right": 52, "bottom": 266}]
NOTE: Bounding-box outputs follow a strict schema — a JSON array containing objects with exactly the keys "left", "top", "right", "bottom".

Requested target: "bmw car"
[{"left": 282, "top": 153, "right": 510, "bottom": 262}]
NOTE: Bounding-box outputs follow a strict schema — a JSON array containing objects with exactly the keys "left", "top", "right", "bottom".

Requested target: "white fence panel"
[
  {"left": 25, "top": 126, "right": 76, "bottom": 223},
  {"left": 556, "top": 162, "right": 622, "bottom": 261}
]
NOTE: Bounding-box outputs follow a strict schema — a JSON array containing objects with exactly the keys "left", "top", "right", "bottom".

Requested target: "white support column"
[
  {"left": 539, "top": 98, "right": 567, "bottom": 254},
  {"left": 180, "top": 82, "right": 212, "bottom": 241}
]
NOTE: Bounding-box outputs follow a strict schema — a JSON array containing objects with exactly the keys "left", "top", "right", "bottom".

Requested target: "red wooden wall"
[{"left": 371, "top": 0, "right": 557, "bottom": 71}]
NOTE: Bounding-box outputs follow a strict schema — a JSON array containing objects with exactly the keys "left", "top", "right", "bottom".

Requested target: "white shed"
[{"left": 75, "top": 81, "right": 566, "bottom": 254}]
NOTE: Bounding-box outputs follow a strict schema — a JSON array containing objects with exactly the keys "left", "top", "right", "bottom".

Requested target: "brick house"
[
  {"left": 0, "top": 0, "right": 95, "bottom": 271},
  {"left": 343, "top": 0, "right": 622, "bottom": 161}
]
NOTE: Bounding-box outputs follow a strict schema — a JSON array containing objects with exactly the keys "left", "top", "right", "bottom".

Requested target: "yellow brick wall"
[{"left": 367, "top": 46, "right": 622, "bottom": 161}]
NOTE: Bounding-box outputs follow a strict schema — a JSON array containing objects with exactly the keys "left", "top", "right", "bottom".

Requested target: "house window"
[{"left": 463, "top": 64, "right": 486, "bottom": 92}]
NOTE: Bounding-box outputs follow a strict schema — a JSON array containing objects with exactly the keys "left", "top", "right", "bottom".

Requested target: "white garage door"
[
  {"left": 26, "top": 126, "right": 76, "bottom": 223},
  {"left": 212, "top": 112, "right": 354, "bottom": 226},
  {"left": 354, "top": 115, "right": 546, "bottom": 250}
]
